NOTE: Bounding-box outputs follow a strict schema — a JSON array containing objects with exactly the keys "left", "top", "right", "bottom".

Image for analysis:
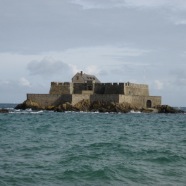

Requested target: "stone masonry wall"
[
  {"left": 73, "top": 83, "right": 86, "bottom": 94},
  {"left": 49, "top": 82, "right": 73, "bottom": 95},
  {"left": 27, "top": 93, "right": 161, "bottom": 108},
  {"left": 72, "top": 94, "right": 90, "bottom": 105},
  {"left": 94, "top": 83, "right": 125, "bottom": 94},
  {"left": 27, "top": 94, "right": 72, "bottom": 107},
  {"left": 90, "top": 94, "right": 119, "bottom": 103},
  {"left": 119, "top": 95, "right": 161, "bottom": 108},
  {"left": 124, "top": 82, "right": 149, "bottom": 96},
  {"left": 104, "top": 83, "right": 125, "bottom": 94}
]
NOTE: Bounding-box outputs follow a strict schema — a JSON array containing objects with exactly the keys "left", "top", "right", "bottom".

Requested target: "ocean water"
[{"left": 0, "top": 104, "right": 186, "bottom": 186}]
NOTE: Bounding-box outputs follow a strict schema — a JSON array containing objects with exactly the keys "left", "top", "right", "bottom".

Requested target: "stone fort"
[{"left": 27, "top": 71, "right": 161, "bottom": 108}]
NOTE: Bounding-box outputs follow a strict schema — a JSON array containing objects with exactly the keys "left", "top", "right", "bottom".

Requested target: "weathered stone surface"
[
  {"left": 15, "top": 99, "right": 42, "bottom": 110},
  {"left": 0, "top": 109, "right": 9, "bottom": 113},
  {"left": 74, "top": 99, "right": 90, "bottom": 111}
]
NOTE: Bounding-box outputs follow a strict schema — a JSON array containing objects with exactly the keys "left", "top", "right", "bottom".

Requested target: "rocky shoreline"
[
  {"left": 0, "top": 109, "right": 9, "bottom": 113},
  {"left": 14, "top": 99, "right": 185, "bottom": 114}
]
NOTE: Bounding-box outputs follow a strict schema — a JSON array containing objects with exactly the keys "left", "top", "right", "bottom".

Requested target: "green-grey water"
[{"left": 0, "top": 104, "right": 186, "bottom": 185}]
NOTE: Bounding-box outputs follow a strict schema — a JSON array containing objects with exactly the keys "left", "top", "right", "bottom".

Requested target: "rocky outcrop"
[
  {"left": 15, "top": 100, "right": 185, "bottom": 114},
  {"left": 0, "top": 109, "right": 9, "bottom": 113},
  {"left": 15, "top": 99, "right": 42, "bottom": 110},
  {"left": 154, "top": 105, "right": 184, "bottom": 113}
]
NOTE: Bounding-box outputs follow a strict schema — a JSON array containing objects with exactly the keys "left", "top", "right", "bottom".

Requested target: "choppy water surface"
[{"left": 0, "top": 104, "right": 186, "bottom": 185}]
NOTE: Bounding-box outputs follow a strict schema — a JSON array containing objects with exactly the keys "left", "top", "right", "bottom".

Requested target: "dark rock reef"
[
  {"left": 154, "top": 105, "right": 184, "bottom": 114},
  {"left": 15, "top": 99, "right": 185, "bottom": 114},
  {"left": 15, "top": 100, "right": 41, "bottom": 110},
  {"left": 0, "top": 109, "right": 9, "bottom": 113}
]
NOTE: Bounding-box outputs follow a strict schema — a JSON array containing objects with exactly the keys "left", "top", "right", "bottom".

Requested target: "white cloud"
[
  {"left": 19, "top": 77, "right": 31, "bottom": 87},
  {"left": 85, "top": 65, "right": 99, "bottom": 75},
  {"left": 174, "top": 20, "right": 186, "bottom": 25},
  {"left": 154, "top": 80, "right": 164, "bottom": 90},
  {"left": 44, "top": 45, "right": 150, "bottom": 81}
]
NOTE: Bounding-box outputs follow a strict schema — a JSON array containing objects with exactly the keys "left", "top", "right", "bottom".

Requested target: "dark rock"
[
  {"left": 154, "top": 105, "right": 184, "bottom": 113},
  {"left": 15, "top": 99, "right": 42, "bottom": 110},
  {"left": 0, "top": 109, "right": 9, "bottom": 113},
  {"left": 15, "top": 99, "right": 184, "bottom": 114}
]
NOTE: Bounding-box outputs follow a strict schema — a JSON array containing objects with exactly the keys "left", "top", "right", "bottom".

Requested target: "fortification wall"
[
  {"left": 73, "top": 83, "right": 86, "bottom": 94},
  {"left": 147, "top": 96, "right": 161, "bottom": 107},
  {"left": 104, "top": 83, "right": 125, "bottom": 94},
  {"left": 49, "top": 81, "right": 149, "bottom": 96},
  {"left": 119, "top": 95, "right": 161, "bottom": 108},
  {"left": 27, "top": 94, "right": 72, "bottom": 107},
  {"left": 82, "top": 90, "right": 93, "bottom": 95},
  {"left": 94, "top": 83, "right": 125, "bottom": 94},
  {"left": 27, "top": 93, "right": 161, "bottom": 108},
  {"left": 94, "top": 83, "right": 105, "bottom": 94},
  {"left": 72, "top": 94, "right": 90, "bottom": 105},
  {"left": 124, "top": 82, "right": 149, "bottom": 96},
  {"left": 90, "top": 94, "right": 119, "bottom": 103},
  {"left": 49, "top": 82, "right": 73, "bottom": 95},
  {"left": 73, "top": 83, "right": 95, "bottom": 94}
]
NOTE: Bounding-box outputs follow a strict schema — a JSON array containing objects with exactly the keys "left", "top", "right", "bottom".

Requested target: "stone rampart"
[
  {"left": 90, "top": 94, "right": 119, "bottom": 103},
  {"left": 72, "top": 94, "right": 90, "bottom": 105},
  {"left": 27, "top": 94, "right": 72, "bottom": 107},
  {"left": 27, "top": 93, "right": 161, "bottom": 108},
  {"left": 73, "top": 83, "right": 86, "bottom": 94},
  {"left": 49, "top": 82, "right": 73, "bottom": 95},
  {"left": 94, "top": 83, "right": 105, "bottom": 94},
  {"left": 124, "top": 82, "right": 149, "bottom": 96},
  {"left": 119, "top": 95, "right": 161, "bottom": 108},
  {"left": 94, "top": 83, "right": 125, "bottom": 94},
  {"left": 104, "top": 83, "right": 125, "bottom": 94}
]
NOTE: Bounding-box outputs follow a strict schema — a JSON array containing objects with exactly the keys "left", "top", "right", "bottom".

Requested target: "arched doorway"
[{"left": 146, "top": 100, "right": 152, "bottom": 108}]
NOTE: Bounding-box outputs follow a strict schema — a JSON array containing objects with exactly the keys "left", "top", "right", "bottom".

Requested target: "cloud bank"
[{"left": 27, "top": 58, "right": 73, "bottom": 77}]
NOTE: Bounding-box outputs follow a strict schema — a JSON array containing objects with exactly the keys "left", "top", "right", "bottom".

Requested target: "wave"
[
  {"left": 9, "top": 110, "right": 44, "bottom": 114},
  {"left": 130, "top": 110, "right": 141, "bottom": 114}
]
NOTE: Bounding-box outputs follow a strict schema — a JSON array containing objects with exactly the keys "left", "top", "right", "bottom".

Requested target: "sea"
[{"left": 0, "top": 103, "right": 186, "bottom": 186}]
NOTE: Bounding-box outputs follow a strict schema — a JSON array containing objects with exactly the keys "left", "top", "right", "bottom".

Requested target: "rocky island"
[{"left": 15, "top": 71, "right": 184, "bottom": 113}]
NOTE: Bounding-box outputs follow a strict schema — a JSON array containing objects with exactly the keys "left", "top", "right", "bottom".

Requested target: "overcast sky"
[{"left": 0, "top": 0, "right": 186, "bottom": 106}]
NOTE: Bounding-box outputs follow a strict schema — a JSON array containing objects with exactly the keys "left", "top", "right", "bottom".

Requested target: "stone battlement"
[
  {"left": 50, "top": 81, "right": 149, "bottom": 96},
  {"left": 124, "top": 82, "right": 148, "bottom": 88},
  {"left": 51, "top": 82, "right": 72, "bottom": 86}
]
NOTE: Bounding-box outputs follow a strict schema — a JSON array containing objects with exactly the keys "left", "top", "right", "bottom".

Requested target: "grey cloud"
[
  {"left": 169, "top": 68, "right": 186, "bottom": 86},
  {"left": 71, "top": 0, "right": 186, "bottom": 10},
  {"left": 27, "top": 58, "right": 72, "bottom": 76},
  {"left": 1, "top": 0, "right": 185, "bottom": 55}
]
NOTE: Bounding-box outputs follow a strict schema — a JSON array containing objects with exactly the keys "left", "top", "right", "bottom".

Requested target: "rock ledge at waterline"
[{"left": 15, "top": 99, "right": 184, "bottom": 114}]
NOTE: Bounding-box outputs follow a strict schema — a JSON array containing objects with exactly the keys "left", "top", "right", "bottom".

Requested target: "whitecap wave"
[
  {"left": 130, "top": 110, "right": 141, "bottom": 114},
  {"left": 10, "top": 110, "right": 44, "bottom": 114},
  {"left": 30, "top": 110, "right": 43, "bottom": 114}
]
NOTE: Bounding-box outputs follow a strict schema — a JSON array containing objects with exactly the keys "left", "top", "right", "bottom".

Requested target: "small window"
[{"left": 76, "top": 76, "right": 79, "bottom": 80}]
